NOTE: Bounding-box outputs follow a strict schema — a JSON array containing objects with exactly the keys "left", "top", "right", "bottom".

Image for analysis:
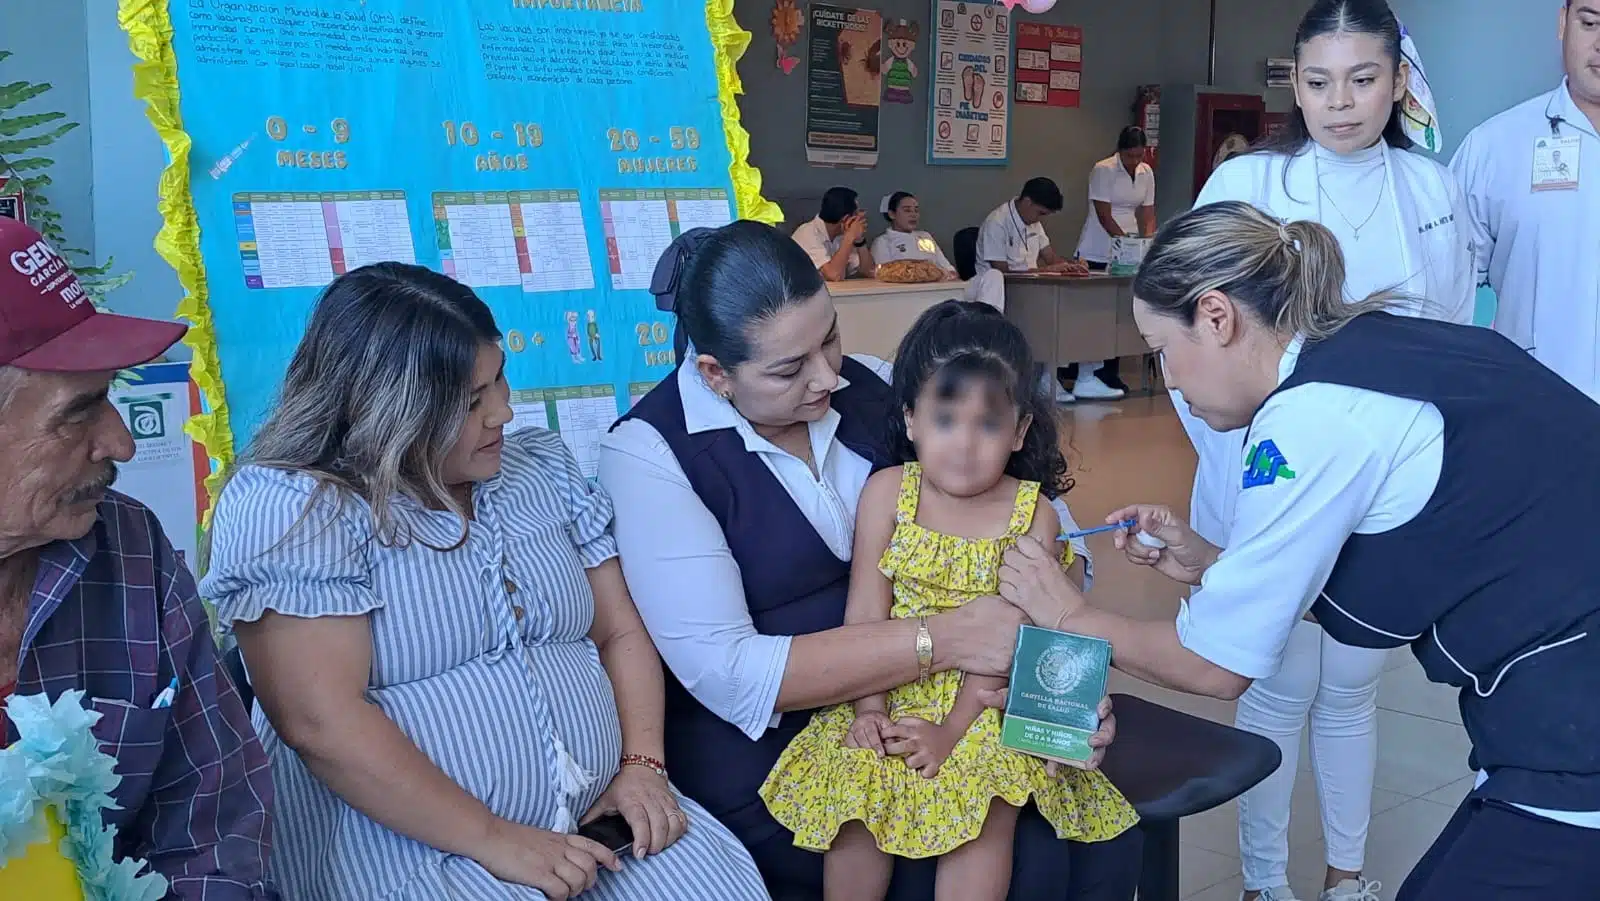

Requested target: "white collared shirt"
[
  {"left": 793, "top": 216, "right": 860, "bottom": 277},
  {"left": 1174, "top": 336, "right": 1442, "bottom": 680},
  {"left": 1176, "top": 334, "right": 1600, "bottom": 830},
  {"left": 1076, "top": 155, "right": 1156, "bottom": 264},
  {"left": 975, "top": 200, "right": 1050, "bottom": 274},
  {"left": 870, "top": 228, "right": 956, "bottom": 274},
  {"left": 1452, "top": 80, "right": 1600, "bottom": 401},
  {"left": 597, "top": 355, "right": 1093, "bottom": 739}
]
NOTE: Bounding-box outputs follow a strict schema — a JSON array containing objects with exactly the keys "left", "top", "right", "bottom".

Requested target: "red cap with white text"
[{"left": 0, "top": 218, "right": 185, "bottom": 371}]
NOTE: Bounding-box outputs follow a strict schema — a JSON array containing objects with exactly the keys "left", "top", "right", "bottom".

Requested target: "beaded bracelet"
[{"left": 621, "top": 753, "right": 667, "bottom": 778}]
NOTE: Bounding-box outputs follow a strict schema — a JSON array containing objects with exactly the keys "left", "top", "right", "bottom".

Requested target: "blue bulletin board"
[{"left": 119, "top": 0, "right": 778, "bottom": 487}]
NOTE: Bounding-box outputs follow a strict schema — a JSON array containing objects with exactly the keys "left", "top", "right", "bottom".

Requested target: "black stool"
[{"left": 1101, "top": 693, "right": 1282, "bottom": 901}]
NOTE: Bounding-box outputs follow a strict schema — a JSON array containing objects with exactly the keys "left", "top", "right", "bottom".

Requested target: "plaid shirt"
[{"left": 7, "top": 490, "right": 279, "bottom": 900}]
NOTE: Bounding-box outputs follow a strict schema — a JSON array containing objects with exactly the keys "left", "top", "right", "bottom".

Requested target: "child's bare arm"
[
  {"left": 844, "top": 467, "right": 902, "bottom": 713},
  {"left": 942, "top": 671, "right": 1008, "bottom": 737},
  {"left": 935, "top": 498, "right": 1064, "bottom": 737},
  {"left": 1037, "top": 499, "right": 1088, "bottom": 589}
]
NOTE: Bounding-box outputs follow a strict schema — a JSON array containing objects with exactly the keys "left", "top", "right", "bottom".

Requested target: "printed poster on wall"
[
  {"left": 136, "top": 0, "right": 744, "bottom": 477},
  {"left": 1014, "top": 22, "right": 1080, "bottom": 108},
  {"left": 110, "top": 362, "right": 210, "bottom": 568},
  {"left": 928, "top": 0, "right": 1013, "bottom": 166},
  {"left": 806, "top": 4, "right": 883, "bottom": 167}
]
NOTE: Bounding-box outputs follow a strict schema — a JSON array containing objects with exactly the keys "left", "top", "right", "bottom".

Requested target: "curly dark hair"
[{"left": 886, "top": 300, "right": 1073, "bottom": 499}]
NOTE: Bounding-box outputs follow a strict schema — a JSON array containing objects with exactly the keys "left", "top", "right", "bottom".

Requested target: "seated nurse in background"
[
  {"left": 873, "top": 191, "right": 1009, "bottom": 310},
  {"left": 597, "top": 222, "right": 1140, "bottom": 901},
  {"left": 870, "top": 192, "right": 960, "bottom": 280},
  {"left": 201, "top": 263, "right": 768, "bottom": 901}
]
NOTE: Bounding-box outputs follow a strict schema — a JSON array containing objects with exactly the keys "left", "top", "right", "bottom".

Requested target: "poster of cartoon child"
[
  {"left": 882, "top": 20, "right": 920, "bottom": 104},
  {"left": 585, "top": 310, "right": 603, "bottom": 361},
  {"left": 565, "top": 311, "right": 583, "bottom": 363}
]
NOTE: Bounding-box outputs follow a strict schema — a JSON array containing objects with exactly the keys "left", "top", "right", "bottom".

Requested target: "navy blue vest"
[
  {"left": 1268, "top": 312, "right": 1600, "bottom": 811},
  {"left": 614, "top": 356, "right": 894, "bottom": 846}
]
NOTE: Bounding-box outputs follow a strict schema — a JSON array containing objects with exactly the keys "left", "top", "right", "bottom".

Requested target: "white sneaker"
[
  {"left": 1319, "top": 878, "right": 1380, "bottom": 901},
  {"left": 1072, "top": 372, "right": 1125, "bottom": 400},
  {"left": 1242, "top": 888, "right": 1301, "bottom": 901},
  {"left": 1039, "top": 372, "right": 1076, "bottom": 404}
]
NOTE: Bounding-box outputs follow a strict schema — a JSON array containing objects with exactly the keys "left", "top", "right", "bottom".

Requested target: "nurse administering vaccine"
[
  {"left": 1181, "top": 4, "right": 1473, "bottom": 899},
  {"left": 1451, "top": 0, "right": 1600, "bottom": 401},
  {"left": 999, "top": 200, "right": 1600, "bottom": 900}
]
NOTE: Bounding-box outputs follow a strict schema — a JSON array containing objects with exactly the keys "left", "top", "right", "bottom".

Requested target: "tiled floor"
[{"left": 1058, "top": 395, "right": 1469, "bottom": 901}]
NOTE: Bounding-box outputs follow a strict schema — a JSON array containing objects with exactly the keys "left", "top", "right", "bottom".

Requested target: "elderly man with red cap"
[{"left": 0, "top": 219, "right": 278, "bottom": 899}]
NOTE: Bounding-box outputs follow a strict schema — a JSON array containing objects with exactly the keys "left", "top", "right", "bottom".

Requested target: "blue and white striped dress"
[{"left": 203, "top": 428, "right": 770, "bottom": 901}]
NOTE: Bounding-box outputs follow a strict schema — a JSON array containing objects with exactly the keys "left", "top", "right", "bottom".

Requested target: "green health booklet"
[{"left": 1000, "top": 625, "right": 1111, "bottom": 765}]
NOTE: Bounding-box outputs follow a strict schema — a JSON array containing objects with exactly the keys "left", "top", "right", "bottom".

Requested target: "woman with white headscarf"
[{"left": 1181, "top": 3, "right": 1472, "bottom": 900}]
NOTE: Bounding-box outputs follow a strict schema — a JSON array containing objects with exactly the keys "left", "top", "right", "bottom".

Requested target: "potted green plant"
[{"left": 0, "top": 49, "right": 133, "bottom": 309}]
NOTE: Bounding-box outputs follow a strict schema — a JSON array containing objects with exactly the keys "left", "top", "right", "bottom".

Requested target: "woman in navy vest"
[
  {"left": 597, "top": 221, "right": 1144, "bottom": 900},
  {"left": 997, "top": 200, "right": 1600, "bottom": 900}
]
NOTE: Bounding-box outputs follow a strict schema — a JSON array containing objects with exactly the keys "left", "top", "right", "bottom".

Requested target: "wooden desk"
[
  {"left": 828, "top": 278, "right": 969, "bottom": 359},
  {"left": 1001, "top": 273, "right": 1157, "bottom": 392}
]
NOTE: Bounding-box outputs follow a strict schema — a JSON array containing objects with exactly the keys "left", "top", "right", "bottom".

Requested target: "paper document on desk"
[{"left": 1108, "top": 236, "right": 1150, "bottom": 277}]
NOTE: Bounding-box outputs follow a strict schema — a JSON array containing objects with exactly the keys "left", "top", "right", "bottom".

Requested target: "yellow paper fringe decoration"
[
  {"left": 119, "top": 0, "right": 235, "bottom": 509},
  {"left": 704, "top": 0, "right": 783, "bottom": 224},
  {"left": 117, "top": 0, "right": 778, "bottom": 505}
]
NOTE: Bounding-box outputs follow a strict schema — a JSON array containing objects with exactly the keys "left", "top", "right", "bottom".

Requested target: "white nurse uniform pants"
[{"left": 1182, "top": 403, "right": 1384, "bottom": 891}]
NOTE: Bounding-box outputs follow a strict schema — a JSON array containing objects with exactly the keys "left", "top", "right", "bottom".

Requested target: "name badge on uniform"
[
  {"left": 1532, "top": 134, "right": 1581, "bottom": 192},
  {"left": 917, "top": 237, "right": 937, "bottom": 254}
]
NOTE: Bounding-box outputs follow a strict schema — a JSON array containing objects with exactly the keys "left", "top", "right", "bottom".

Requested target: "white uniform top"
[
  {"left": 870, "top": 228, "right": 957, "bottom": 274},
  {"left": 1451, "top": 80, "right": 1600, "bottom": 401},
  {"left": 1075, "top": 155, "right": 1156, "bottom": 263},
  {"left": 596, "top": 355, "right": 1094, "bottom": 741},
  {"left": 793, "top": 216, "right": 860, "bottom": 276},
  {"left": 1186, "top": 335, "right": 1600, "bottom": 830},
  {"left": 1181, "top": 143, "right": 1476, "bottom": 551},
  {"left": 975, "top": 200, "right": 1050, "bottom": 275}
]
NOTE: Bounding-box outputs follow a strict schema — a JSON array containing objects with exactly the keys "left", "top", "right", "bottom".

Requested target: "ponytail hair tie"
[
  {"left": 649, "top": 227, "right": 718, "bottom": 313},
  {"left": 1277, "top": 221, "right": 1302, "bottom": 254}
]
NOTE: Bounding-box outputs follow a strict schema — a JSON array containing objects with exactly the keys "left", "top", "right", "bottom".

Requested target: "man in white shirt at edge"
[
  {"left": 792, "top": 186, "right": 877, "bottom": 283},
  {"left": 1451, "top": 1, "right": 1600, "bottom": 401},
  {"left": 975, "top": 176, "right": 1082, "bottom": 403}
]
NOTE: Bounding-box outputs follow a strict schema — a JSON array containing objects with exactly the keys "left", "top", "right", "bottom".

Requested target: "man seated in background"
[
  {"left": 0, "top": 219, "right": 278, "bottom": 900},
  {"left": 975, "top": 176, "right": 1087, "bottom": 403},
  {"left": 793, "top": 186, "right": 877, "bottom": 282}
]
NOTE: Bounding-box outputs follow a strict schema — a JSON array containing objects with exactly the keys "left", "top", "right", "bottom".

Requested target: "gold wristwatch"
[{"left": 915, "top": 615, "right": 933, "bottom": 681}]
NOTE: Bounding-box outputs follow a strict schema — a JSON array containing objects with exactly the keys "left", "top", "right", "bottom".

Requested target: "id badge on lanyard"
[{"left": 1532, "top": 130, "right": 1582, "bottom": 193}]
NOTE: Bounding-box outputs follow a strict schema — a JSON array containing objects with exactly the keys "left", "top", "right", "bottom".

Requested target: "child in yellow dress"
[{"left": 759, "top": 300, "right": 1138, "bottom": 901}]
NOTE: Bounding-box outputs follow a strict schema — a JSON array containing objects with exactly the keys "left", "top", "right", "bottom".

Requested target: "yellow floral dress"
[{"left": 759, "top": 464, "right": 1139, "bottom": 858}]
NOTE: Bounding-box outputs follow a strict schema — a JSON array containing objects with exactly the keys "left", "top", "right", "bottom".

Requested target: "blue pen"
[
  {"left": 1062, "top": 517, "right": 1138, "bottom": 541},
  {"left": 152, "top": 676, "right": 179, "bottom": 710}
]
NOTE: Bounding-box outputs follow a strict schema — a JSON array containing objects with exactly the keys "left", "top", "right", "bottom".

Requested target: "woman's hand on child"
[
  {"left": 999, "top": 536, "right": 1085, "bottom": 626},
  {"left": 881, "top": 717, "right": 960, "bottom": 778},
  {"left": 844, "top": 710, "right": 893, "bottom": 756}
]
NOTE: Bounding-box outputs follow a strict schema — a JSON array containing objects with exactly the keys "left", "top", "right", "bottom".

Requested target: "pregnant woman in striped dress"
[{"left": 200, "top": 263, "right": 770, "bottom": 901}]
